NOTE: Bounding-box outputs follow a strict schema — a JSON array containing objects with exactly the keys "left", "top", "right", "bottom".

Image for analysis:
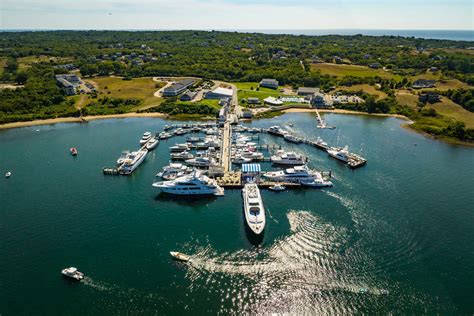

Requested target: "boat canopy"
[{"left": 242, "top": 164, "right": 261, "bottom": 173}]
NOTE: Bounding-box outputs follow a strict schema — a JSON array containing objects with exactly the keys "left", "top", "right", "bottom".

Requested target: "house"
[
  {"left": 311, "top": 93, "right": 329, "bottom": 107},
  {"left": 419, "top": 92, "right": 441, "bottom": 104},
  {"left": 412, "top": 79, "right": 436, "bottom": 89},
  {"left": 56, "top": 77, "right": 76, "bottom": 95},
  {"left": 204, "top": 87, "right": 233, "bottom": 99},
  {"left": 180, "top": 90, "right": 197, "bottom": 101},
  {"left": 247, "top": 97, "right": 260, "bottom": 105},
  {"left": 297, "top": 87, "right": 319, "bottom": 96},
  {"left": 259, "top": 79, "right": 279, "bottom": 89},
  {"left": 163, "top": 79, "right": 197, "bottom": 97}
]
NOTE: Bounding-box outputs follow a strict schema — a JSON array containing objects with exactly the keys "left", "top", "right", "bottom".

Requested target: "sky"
[{"left": 0, "top": 0, "right": 473, "bottom": 30}]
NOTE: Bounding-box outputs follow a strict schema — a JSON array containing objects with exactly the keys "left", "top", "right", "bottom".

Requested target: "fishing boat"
[
  {"left": 70, "top": 147, "right": 78, "bottom": 156},
  {"left": 61, "top": 267, "right": 84, "bottom": 281},
  {"left": 170, "top": 251, "right": 191, "bottom": 262},
  {"left": 269, "top": 184, "right": 286, "bottom": 191},
  {"left": 242, "top": 183, "right": 266, "bottom": 235},
  {"left": 146, "top": 138, "right": 159, "bottom": 150}
]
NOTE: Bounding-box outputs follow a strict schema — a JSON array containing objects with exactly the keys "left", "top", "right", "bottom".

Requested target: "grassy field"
[
  {"left": 234, "top": 82, "right": 287, "bottom": 103},
  {"left": 336, "top": 84, "right": 388, "bottom": 99},
  {"left": 427, "top": 97, "right": 474, "bottom": 128},
  {"left": 17, "top": 55, "right": 73, "bottom": 70},
  {"left": 430, "top": 79, "right": 470, "bottom": 91},
  {"left": 311, "top": 63, "right": 400, "bottom": 79},
  {"left": 396, "top": 91, "right": 420, "bottom": 108}
]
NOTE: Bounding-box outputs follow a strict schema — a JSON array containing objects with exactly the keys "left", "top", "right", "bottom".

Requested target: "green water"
[{"left": 0, "top": 113, "right": 473, "bottom": 314}]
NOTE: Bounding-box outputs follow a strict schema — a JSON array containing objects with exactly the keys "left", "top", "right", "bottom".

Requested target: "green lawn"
[
  {"left": 336, "top": 84, "right": 387, "bottom": 99},
  {"left": 234, "top": 81, "right": 288, "bottom": 103},
  {"left": 311, "top": 63, "right": 400, "bottom": 80},
  {"left": 17, "top": 55, "right": 73, "bottom": 70}
]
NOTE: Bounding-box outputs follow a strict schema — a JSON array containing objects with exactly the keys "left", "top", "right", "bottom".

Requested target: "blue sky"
[{"left": 1, "top": 0, "right": 472, "bottom": 30}]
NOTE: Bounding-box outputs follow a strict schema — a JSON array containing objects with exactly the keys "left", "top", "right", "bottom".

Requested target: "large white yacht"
[
  {"left": 146, "top": 137, "right": 159, "bottom": 150},
  {"left": 119, "top": 149, "right": 148, "bottom": 175},
  {"left": 61, "top": 267, "right": 84, "bottom": 281},
  {"left": 300, "top": 172, "right": 333, "bottom": 187},
  {"left": 242, "top": 183, "right": 266, "bottom": 235},
  {"left": 153, "top": 172, "right": 224, "bottom": 196},
  {"left": 139, "top": 132, "right": 152, "bottom": 145},
  {"left": 185, "top": 157, "right": 214, "bottom": 168},
  {"left": 271, "top": 150, "right": 307, "bottom": 165},
  {"left": 169, "top": 143, "right": 190, "bottom": 152},
  {"left": 327, "top": 146, "right": 349, "bottom": 162},
  {"left": 263, "top": 165, "right": 315, "bottom": 181},
  {"left": 267, "top": 125, "right": 286, "bottom": 137},
  {"left": 156, "top": 163, "right": 191, "bottom": 180}
]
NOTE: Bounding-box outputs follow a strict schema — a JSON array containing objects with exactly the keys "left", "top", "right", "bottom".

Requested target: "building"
[
  {"left": 218, "top": 108, "right": 227, "bottom": 125},
  {"left": 297, "top": 87, "right": 319, "bottom": 96},
  {"left": 204, "top": 87, "right": 233, "bottom": 99},
  {"left": 259, "top": 79, "right": 279, "bottom": 90},
  {"left": 419, "top": 92, "right": 441, "bottom": 104},
  {"left": 247, "top": 97, "right": 260, "bottom": 105},
  {"left": 263, "top": 96, "right": 283, "bottom": 106},
  {"left": 55, "top": 74, "right": 82, "bottom": 96},
  {"left": 412, "top": 79, "right": 436, "bottom": 89},
  {"left": 311, "top": 93, "right": 329, "bottom": 107},
  {"left": 242, "top": 111, "right": 253, "bottom": 119},
  {"left": 180, "top": 90, "right": 197, "bottom": 101},
  {"left": 163, "top": 79, "right": 196, "bottom": 97}
]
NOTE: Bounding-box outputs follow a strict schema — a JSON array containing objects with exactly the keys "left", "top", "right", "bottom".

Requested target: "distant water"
[{"left": 0, "top": 113, "right": 473, "bottom": 314}]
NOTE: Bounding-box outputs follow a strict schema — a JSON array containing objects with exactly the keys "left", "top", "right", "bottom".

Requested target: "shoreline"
[{"left": 282, "top": 108, "right": 412, "bottom": 121}]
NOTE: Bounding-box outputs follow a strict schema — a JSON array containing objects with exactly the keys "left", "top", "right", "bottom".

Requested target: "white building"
[{"left": 205, "top": 87, "right": 233, "bottom": 99}]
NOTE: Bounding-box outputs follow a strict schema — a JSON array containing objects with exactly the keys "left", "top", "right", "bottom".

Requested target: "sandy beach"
[
  {"left": 0, "top": 113, "right": 166, "bottom": 130},
  {"left": 282, "top": 108, "right": 412, "bottom": 121}
]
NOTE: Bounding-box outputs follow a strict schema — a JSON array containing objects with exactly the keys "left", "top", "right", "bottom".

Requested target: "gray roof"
[
  {"left": 260, "top": 78, "right": 278, "bottom": 85},
  {"left": 298, "top": 87, "right": 319, "bottom": 94},
  {"left": 165, "top": 79, "right": 196, "bottom": 91}
]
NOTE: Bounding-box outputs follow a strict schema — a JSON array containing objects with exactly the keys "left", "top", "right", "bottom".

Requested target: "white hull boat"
[{"left": 242, "top": 183, "right": 266, "bottom": 235}]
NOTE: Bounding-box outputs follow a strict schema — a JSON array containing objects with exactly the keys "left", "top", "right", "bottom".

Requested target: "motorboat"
[
  {"left": 61, "top": 267, "right": 84, "bottom": 281},
  {"left": 242, "top": 183, "right": 266, "bottom": 235},
  {"left": 169, "top": 143, "right": 189, "bottom": 152},
  {"left": 170, "top": 251, "right": 191, "bottom": 262},
  {"left": 263, "top": 165, "right": 315, "bottom": 181},
  {"left": 232, "top": 155, "right": 252, "bottom": 164},
  {"left": 185, "top": 157, "right": 214, "bottom": 168},
  {"left": 159, "top": 132, "right": 173, "bottom": 139},
  {"left": 157, "top": 163, "right": 191, "bottom": 180},
  {"left": 153, "top": 171, "right": 224, "bottom": 196},
  {"left": 315, "top": 137, "right": 328, "bottom": 148},
  {"left": 327, "top": 146, "right": 349, "bottom": 162},
  {"left": 139, "top": 132, "right": 152, "bottom": 145},
  {"left": 116, "top": 150, "right": 130, "bottom": 165},
  {"left": 269, "top": 184, "right": 286, "bottom": 191},
  {"left": 163, "top": 125, "right": 172, "bottom": 131},
  {"left": 186, "top": 136, "right": 200, "bottom": 143},
  {"left": 271, "top": 150, "right": 307, "bottom": 165},
  {"left": 119, "top": 149, "right": 148, "bottom": 175},
  {"left": 267, "top": 125, "right": 286, "bottom": 136},
  {"left": 283, "top": 134, "right": 301, "bottom": 143},
  {"left": 170, "top": 151, "right": 194, "bottom": 160},
  {"left": 146, "top": 138, "right": 159, "bottom": 150},
  {"left": 300, "top": 175, "right": 333, "bottom": 188},
  {"left": 247, "top": 127, "right": 261, "bottom": 134},
  {"left": 70, "top": 147, "right": 78, "bottom": 156},
  {"left": 174, "top": 128, "right": 187, "bottom": 135},
  {"left": 5, "top": 171, "right": 12, "bottom": 178}
]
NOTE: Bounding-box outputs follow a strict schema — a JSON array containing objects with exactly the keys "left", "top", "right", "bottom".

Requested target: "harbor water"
[{"left": 0, "top": 113, "right": 473, "bottom": 314}]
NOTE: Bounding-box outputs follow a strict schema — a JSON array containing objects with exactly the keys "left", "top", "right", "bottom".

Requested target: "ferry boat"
[
  {"left": 185, "top": 157, "right": 214, "bottom": 168},
  {"left": 271, "top": 150, "right": 307, "bottom": 165},
  {"left": 157, "top": 163, "right": 191, "bottom": 180},
  {"left": 70, "top": 147, "right": 78, "bottom": 156},
  {"left": 283, "top": 134, "right": 301, "bottom": 144},
  {"left": 140, "top": 132, "right": 152, "bottom": 145},
  {"left": 61, "top": 267, "right": 84, "bottom": 281},
  {"left": 146, "top": 138, "right": 159, "bottom": 150},
  {"left": 242, "top": 183, "right": 266, "bottom": 235},
  {"left": 327, "top": 146, "right": 349, "bottom": 162},
  {"left": 170, "top": 151, "right": 194, "bottom": 160},
  {"left": 153, "top": 172, "right": 224, "bottom": 196},
  {"left": 263, "top": 165, "right": 315, "bottom": 181},
  {"left": 119, "top": 149, "right": 148, "bottom": 175},
  {"left": 170, "top": 251, "right": 191, "bottom": 262}
]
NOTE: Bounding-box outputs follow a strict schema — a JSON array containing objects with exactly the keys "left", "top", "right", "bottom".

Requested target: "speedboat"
[
  {"left": 170, "top": 151, "right": 194, "bottom": 160},
  {"left": 70, "top": 147, "right": 78, "bottom": 156},
  {"left": 5, "top": 171, "right": 12, "bottom": 178},
  {"left": 269, "top": 184, "right": 286, "bottom": 191},
  {"left": 169, "top": 143, "right": 189, "bottom": 152},
  {"left": 185, "top": 157, "right": 214, "bottom": 168},
  {"left": 263, "top": 165, "right": 315, "bottom": 181},
  {"left": 170, "top": 251, "right": 191, "bottom": 262},
  {"left": 327, "top": 146, "right": 349, "bottom": 162},
  {"left": 284, "top": 134, "right": 301, "bottom": 143},
  {"left": 271, "top": 150, "right": 307, "bottom": 165},
  {"left": 139, "top": 132, "right": 152, "bottom": 145},
  {"left": 242, "top": 183, "right": 266, "bottom": 235},
  {"left": 119, "top": 149, "right": 148, "bottom": 175},
  {"left": 153, "top": 171, "right": 224, "bottom": 196},
  {"left": 61, "top": 267, "right": 84, "bottom": 281},
  {"left": 146, "top": 138, "right": 159, "bottom": 150},
  {"left": 157, "top": 163, "right": 191, "bottom": 180}
]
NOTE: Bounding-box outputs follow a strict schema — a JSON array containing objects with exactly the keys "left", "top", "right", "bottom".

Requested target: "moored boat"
[
  {"left": 139, "top": 132, "right": 152, "bottom": 145},
  {"left": 269, "top": 184, "right": 286, "bottom": 191},
  {"left": 242, "top": 183, "right": 266, "bottom": 235},
  {"left": 153, "top": 171, "right": 224, "bottom": 196},
  {"left": 119, "top": 149, "right": 148, "bottom": 175},
  {"left": 146, "top": 138, "right": 159, "bottom": 150},
  {"left": 327, "top": 146, "right": 349, "bottom": 162},
  {"left": 271, "top": 150, "right": 307, "bottom": 165}
]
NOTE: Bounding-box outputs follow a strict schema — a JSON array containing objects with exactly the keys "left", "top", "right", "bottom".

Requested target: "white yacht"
[
  {"left": 300, "top": 173, "right": 333, "bottom": 188},
  {"left": 146, "top": 137, "right": 159, "bottom": 150},
  {"left": 170, "top": 151, "right": 194, "bottom": 160},
  {"left": 159, "top": 132, "right": 173, "bottom": 139},
  {"left": 116, "top": 150, "right": 130, "bottom": 165},
  {"left": 61, "top": 267, "right": 84, "bottom": 281},
  {"left": 174, "top": 128, "right": 186, "bottom": 135},
  {"left": 186, "top": 136, "right": 200, "bottom": 143},
  {"left": 5, "top": 171, "right": 12, "bottom": 178},
  {"left": 119, "top": 149, "right": 147, "bottom": 175},
  {"left": 271, "top": 150, "right": 307, "bottom": 165},
  {"left": 185, "top": 157, "right": 214, "bottom": 167},
  {"left": 242, "top": 183, "right": 266, "bottom": 235},
  {"left": 169, "top": 143, "right": 189, "bottom": 152},
  {"left": 263, "top": 165, "right": 315, "bottom": 181},
  {"left": 232, "top": 155, "right": 252, "bottom": 164},
  {"left": 139, "top": 132, "right": 152, "bottom": 145},
  {"left": 153, "top": 172, "right": 224, "bottom": 196},
  {"left": 157, "top": 163, "right": 191, "bottom": 180},
  {"left": 267, "top": 125, "right": 286, "bottom": 136},
  {"left": 284, "top": 134, "right": 301, "bottom": 143},
  {"left": 315, "top": 137, "right": 328, "bottom": 148},
  {"left": 327, "top": 146, "right": 349, "bottom": 162}
]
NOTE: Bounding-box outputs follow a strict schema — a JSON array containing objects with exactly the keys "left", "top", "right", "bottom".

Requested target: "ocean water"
[{"left": 0, "top": 113, "right": 473, "bottom": 314}]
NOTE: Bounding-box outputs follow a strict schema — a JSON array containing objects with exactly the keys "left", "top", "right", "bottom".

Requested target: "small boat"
[
  {"left": 170, "top": 251, "right": 191, "bottom": 262},
  {"left": 5, "top": 171, "right": 12, "bottom": 178},
  {"left": 146, "top": 138, "right": 159, "bottom": 150},
  {"left": 288, "top": 123, "right": 294, "bottom": 127},
  {"left": 61, "top": 267, "right": 84, "bottom": 281},
  {"left": 284, "top": 134, "right": 301, "bottom": 144},
  {"left": 269, "top": 184, "right": 286, "bottom": 191},
  {"left": 174, "top": 128, "right": 187, "bottom": 136},
  {"left": 159, "top": 132, "right": 173, "bottom": 139},
  {"left": 70, "top": 147, "right": 78, "bottom": 156}
]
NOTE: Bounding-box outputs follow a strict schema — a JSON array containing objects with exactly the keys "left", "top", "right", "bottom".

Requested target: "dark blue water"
[{"left": 0, "top": 113, "right": 473, "bottom": 314}]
